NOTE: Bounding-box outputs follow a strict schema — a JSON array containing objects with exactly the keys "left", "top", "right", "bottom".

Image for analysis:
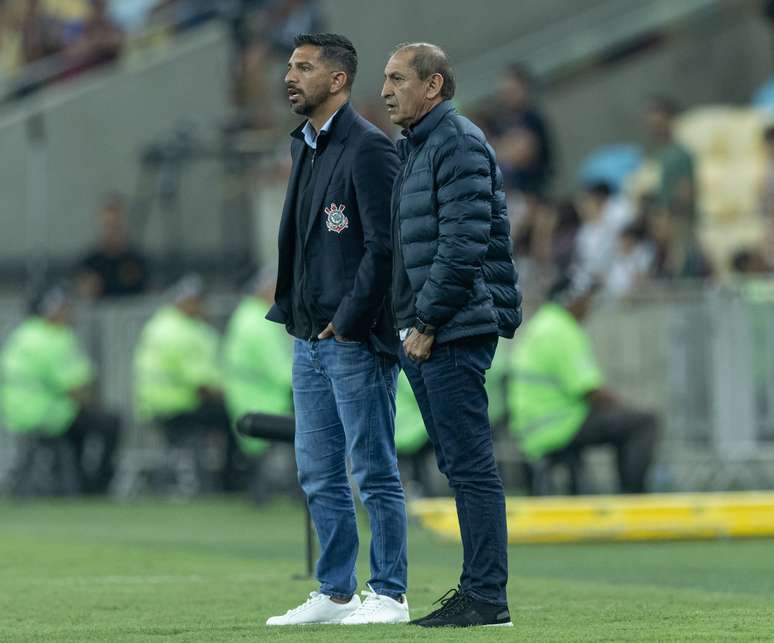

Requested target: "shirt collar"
[{"left": 302, "top": 107, "right": 341, "bottom": 150}]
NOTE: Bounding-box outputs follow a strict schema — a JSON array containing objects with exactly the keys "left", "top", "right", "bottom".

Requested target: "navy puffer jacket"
[{"left": 394, "top": 101, "right": 522, "bottom": 344}]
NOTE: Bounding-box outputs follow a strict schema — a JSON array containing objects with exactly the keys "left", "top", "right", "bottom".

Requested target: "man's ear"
[
  {"left": 330, "top": 71, "right": 348, "bottom": 94},
  {"left": 425, "top": 73, "right": 444, "bottom": 99}
]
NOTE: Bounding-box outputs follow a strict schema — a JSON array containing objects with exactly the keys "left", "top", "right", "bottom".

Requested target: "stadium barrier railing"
[{"left": 1, "top": 283, "right": 774, "bottom": 493}]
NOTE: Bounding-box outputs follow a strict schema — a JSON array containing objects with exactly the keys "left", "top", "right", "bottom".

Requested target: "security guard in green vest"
[
  {"left": 1, "top": 285, "right": 119, "bottom": 494},
  {"left": 508, "top": 272, "right": 658, "bottom": 493},
  {"left": 222, "top": 272, "right": 293, "bottom": 501},
  {"left": 394, "top": 370, "right": 432, "bottom": 493},
  {"left": 134, "top": 275, "right": 241, "bottom": 490},
  {"left": 485, "top": 336, "right": 513, "bottom": 432},
  {"left": 223, "top": 272, "right": 293, "bottom": 456}
]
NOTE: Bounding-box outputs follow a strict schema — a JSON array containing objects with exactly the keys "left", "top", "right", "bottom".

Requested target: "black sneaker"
[
  {"left": 409, "top": 587, "right": 463, "bottom": 626},
  {"left": 411, "top": 589, "right": 513, "bottom": 628}
]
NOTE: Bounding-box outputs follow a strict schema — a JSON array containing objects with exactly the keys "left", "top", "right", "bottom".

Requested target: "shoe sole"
[
  {"left": 266, "top": 621, "right": 341, "bottom": 627},
  {"left": 266, "top": 620, "right": 343, "bottom": 626},
  {"left": 340, "top": 619, "right": 410, "bottom": 625},
  {"left": 411, "top": 621, "right": 514, "bottom": 628}
]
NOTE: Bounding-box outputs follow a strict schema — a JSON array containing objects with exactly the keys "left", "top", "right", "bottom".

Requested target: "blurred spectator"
[
  {"left": 254, "top": 0, "right": 321, "bottom": 55},
  {"left": 75, "top": 194, "right": 149, "bottom": 299},
  {"left": 479, "top": 64, "right": 555, "bottom": 293},
  {"left": 575, "top": 182, "right": 635, "bottom": 279},
  {"left": 765, "top": 0, "right": 774, "bottom": 25},
  {"left": 604, "top": 220, "right": 654, "bottom": 298},
  {"left": 21, "top": 0, "right": 63, "bottom": 65},
  {"left": 760, "top": 124, "right": 774, "bottom": 219},
  {"left": 550, "top": 199, "right": 582, "bottom": 273},
  {"left": 0, "top": 0, "right": 23, "bottom": 74},
  {"left": 647, "top": 205, "right": 713, "bottom": 280},
  {"left": 233, "top": 0, "right": 323, "bottom": 128},
  {"left": 507, "top": 272, "right": 659, "bottom": 494},
  {"left": 1, "top": 285, "right": 120, "bottom": 495},
  {"left": 64, "top": 0, "right": 124, "bottom": 75},
  {"left": 133, "top": 275, "right": 243, "bottom": 491},
  {"left": 223, "top": 269, "right": 292, "bottom": 500},
  {"left": 512, "top": 196, "right": 556, "bottom": 264},
  {"left": 481, "top": 64, "right": 554, "bottom": 198},
  {"left": 644, "top": 96, "right": 697, "bottom": 227},
  {"left": 730, "top": 247, "right": 771, "bottom": 276}
]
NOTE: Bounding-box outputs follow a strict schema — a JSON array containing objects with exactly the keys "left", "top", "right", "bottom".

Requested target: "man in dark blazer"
[{"left": 265, "top": 33, "right": 409, "bottom": 626}]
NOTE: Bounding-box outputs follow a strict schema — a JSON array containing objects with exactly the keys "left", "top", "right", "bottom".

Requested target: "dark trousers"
[
  {"left": 10, "top": 406, "right": 120, "bottom": 496},
  {"left": 162, "top": 399, "right": 244, "bottom": 492},
  {"left": 64, "top": 407, "right": 121, "bottom": 494},
  {"left": 400, "top": 336, "right": 508, "bottom": 606},
  {"left": 569, "top": 407, "right": 659, "bottom": 493}
]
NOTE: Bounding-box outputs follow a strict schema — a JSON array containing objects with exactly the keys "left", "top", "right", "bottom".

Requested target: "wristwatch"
[{"left": 414, "top": 315, "right": 436, "bottom": 336}]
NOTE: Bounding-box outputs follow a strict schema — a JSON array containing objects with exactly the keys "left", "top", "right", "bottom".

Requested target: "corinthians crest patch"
[{"left": 324, "top": 202, "right": 349, "bottom": 234}]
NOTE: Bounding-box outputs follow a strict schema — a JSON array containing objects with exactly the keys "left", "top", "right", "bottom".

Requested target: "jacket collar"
[
  {"left": 290, "top": 101, "right": 355, "bottom": 145},
  {"left": 402, "top": 100, "right": 455, "bottom": 147}
]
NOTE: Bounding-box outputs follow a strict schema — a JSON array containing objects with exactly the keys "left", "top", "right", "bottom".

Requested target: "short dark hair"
[
  {"left": 585, "top": 181, "right": 614, "bottom": 199},
  {"left": 764, "top": 124, "right": 774, "bottom": 142},
  {"left": 393, "top": 43, "right": 456, "bottom": 100},
  {"left": 293, "top": 33, "right": 358, "bottom": 90}
]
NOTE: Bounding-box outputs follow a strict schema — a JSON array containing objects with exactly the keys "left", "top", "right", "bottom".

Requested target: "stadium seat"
[{"left": 674, "top": 106, "right": 770, "bottom": 272}]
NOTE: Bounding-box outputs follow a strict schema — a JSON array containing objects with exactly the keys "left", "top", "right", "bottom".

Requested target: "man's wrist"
[{"left": 414, "top": 315, "right": 436, "bottom": 336}]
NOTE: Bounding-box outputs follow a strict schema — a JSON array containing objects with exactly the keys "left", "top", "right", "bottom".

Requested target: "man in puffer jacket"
[{"left": 382, "top": 42, "right": 522, "bottom": 628}]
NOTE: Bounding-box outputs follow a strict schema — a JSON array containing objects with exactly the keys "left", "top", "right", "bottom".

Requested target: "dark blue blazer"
[{"left": 267, "top": 103, "right": 400, "bottom": 355}]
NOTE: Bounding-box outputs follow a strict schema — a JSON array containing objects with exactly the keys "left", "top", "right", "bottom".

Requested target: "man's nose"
[{"left": 381, "top": 82, "right": 391, "bottom": 98}]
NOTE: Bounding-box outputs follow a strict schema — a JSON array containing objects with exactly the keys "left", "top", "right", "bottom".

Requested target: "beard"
[{"left": 289, "top": 84, "right": 329, "bottom": 116}]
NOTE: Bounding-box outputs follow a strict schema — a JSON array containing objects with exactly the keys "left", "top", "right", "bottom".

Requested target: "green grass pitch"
[{"left": 1, "top": 499, "right": 773, "bottom": 641}]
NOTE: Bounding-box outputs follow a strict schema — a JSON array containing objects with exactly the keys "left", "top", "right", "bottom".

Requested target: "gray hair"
[{"left": 392, "top": 42, "right": 455, "bottom": 100}]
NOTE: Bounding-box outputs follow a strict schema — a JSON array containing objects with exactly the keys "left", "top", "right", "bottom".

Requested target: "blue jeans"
[
  {"left": 400, "top": 336, "right": 508, "bottom": 606},
  {"left": 292, "top": 338, "right": 407, "bottom": 600}
]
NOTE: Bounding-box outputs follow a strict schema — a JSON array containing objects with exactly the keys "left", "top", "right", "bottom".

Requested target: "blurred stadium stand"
[
  {"left": 0, "top": 0, "right": 770, "bottom": 287},
  {"left": 1, "top": 0, "right": 774, "bottom": 497}
]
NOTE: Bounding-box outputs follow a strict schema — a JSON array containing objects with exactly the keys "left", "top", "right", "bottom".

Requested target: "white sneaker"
[
  {"left": 340, "top": 584, "right": 410, "bottom": 624},
  {"left": 266, "top": 591, "right": 361, "bottom": 625}
]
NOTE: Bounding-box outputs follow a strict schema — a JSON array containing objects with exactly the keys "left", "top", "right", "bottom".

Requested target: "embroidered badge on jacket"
[{"left": 324, "top": 203, "right": 349, "bottom": 234}]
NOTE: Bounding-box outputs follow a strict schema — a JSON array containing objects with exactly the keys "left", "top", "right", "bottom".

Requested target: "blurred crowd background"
[{"left": 1, "top": 0, "right": 774, "bottom": 500}]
